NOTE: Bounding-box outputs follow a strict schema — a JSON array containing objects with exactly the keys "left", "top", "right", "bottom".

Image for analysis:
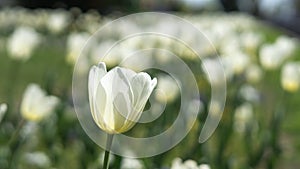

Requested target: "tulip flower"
[
  {"left": 21, "top": 84, "right": 59, "bottom": 122},
  {"left": 281, "top": 62, "right": 300, "bottom": 92},
  {"left": 88, "top": 62, "right": 157, "bottom": 134},
  {"left": 171, "top": 158, "right": 211, "bottom": 169},
  {"left": 88, "top": 62, "right": 157, "bottom": 169},
  {"left": 0, "top": 103, "right": 7, "bottom": 123},
  {"left": 47, "top": 10, "right": 70, "bottom": 34},
  {"left": 155, "top": 75, "right": 179, "bottom": 103},
  {"left": 7, "top": 26, "right": 40, "bottom": 61},
  {"left": 234, "top": 103, "right": 253, "bottom": 133},
  {"left": 66, "top": 32, "right": 90, "bottom": 65},
  {"left": 121, "top": 157, "right": 144, "bottom": 169}
]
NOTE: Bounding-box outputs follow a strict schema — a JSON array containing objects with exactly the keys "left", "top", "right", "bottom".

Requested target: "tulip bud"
[
  {"left": 281, "top": 62, "right": 300, "bottom": 92},
  {"left": 88, "top": 62, "right": 157, "bottom": 134},
  {"left": 21, "top": 84, "right": 59, "bottom": 122}
]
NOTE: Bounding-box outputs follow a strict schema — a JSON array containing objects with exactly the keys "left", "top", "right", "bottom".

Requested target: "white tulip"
[
  {"left": 220, "top": 52, "right": 250, "bottom": 79},
  {"left": 240, "top": 32, "right": 263, "bottom": 52},
  {"left": 245, "top": 64, "right": 263, "bottom": 83},
  {"left": 91, "top": 41, "right": 116, "bottom": 67},
  {"left": 228, "top": 52, "right": 250, "bottom": 74},
  {"left": 66, "top": 32, "right": 90, "bottom": 65},
  {"left": 21, "top": 84, "right": 59, "bottom": 122},
  {"left": 184, "top": 160, "right": 199, "bottom": 169},
  {"left": 281, "top": 62, "right": 300, "bottom": 92},
  {"left": 239, "top": 85, "right": 260, "bottom": 103},
  {"left": 121, "top": 158, "right": 144, "bottom": 169},
  {"left": 91, "top": 40, "right": 136, "bottom": 68},
  {"left": 171, "top": 158, "right": 185, "bottom": 169},
  {"left": 171, "top": 158, "right": 208, "bottom": 169},
  {"left": 155, "top": 75, "right": 179, "bottom": 103},
  {"left": 201, "top": 58, "right": 225, "bottom": 85},
  {"left": 25, "top": 151, "right": 51, "bottom": 168},
  {"left": 275, "top": 35, "right": 296, "bottom": 58},
  {"left": 234, "top": 103, "right": 253, "bottom": 133},
  {"left": 47, "top": 10, "right": 70, "bottom": 34},
  {"left": 7, "top": 26, "right": 40, "bottom": 61},
  {"left": 199, "top": 164, "right": 211, "bottom": 169},
  {"left": 259, "top": 42, "right": 292, "bottom": 70},
  {"left": 0, "top": 103, "right": 7, "bottom": 123},
  {"left": 88, "top": 62, "right": 157, "bottom": 134}
]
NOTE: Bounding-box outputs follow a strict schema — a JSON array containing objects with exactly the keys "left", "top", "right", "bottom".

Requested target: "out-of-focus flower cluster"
[{"left": 0, "top": 7, "right": 299, "bottom": 169}]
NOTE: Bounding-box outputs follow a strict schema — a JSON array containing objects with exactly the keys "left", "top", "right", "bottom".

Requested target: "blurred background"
[
  {"left": 0, "top": 0, "right": 300, "bottom": 169},
  {"left": 1, "top": 0, "right": 300, "bottom": 34}
]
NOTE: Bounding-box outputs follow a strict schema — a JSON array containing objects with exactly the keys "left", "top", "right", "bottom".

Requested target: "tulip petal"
[
  {"left": 100, "top": 67, "right": 135, "bottom": 116},
  {"left": 95, "top": 82, "right": 115, "bottom": 131},
  {"left": 113, "top": 92, "right": 129, "bottom": 130},
  {"left": 88, "top": 62, "right": 107, "bottom": 117},
  {"left": 97, "top": 66, "right": 133, "bottom": 132},
  {"left": 114, "top": 67, "right": 135, "bottom": 98},
  {"left": 132, "top": 76, "right": 157, "bottom": 122},
  {"left": 131, "top": 73, "right": 156, "bottom": 112},
  {"left": 119, "top": 73, "right": 157, "bottom": 129}
]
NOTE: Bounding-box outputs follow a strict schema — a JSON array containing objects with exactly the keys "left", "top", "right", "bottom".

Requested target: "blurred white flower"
[
  {"left": 0, "top": 103, "right": 7, "bottom": 123},
  {"left": 259, "top": 44, "right": 282, "bottom": 70},
  {"left": 171, "top": 158, "right": 183, "bottom": 169},
  {"left": 24, "top": 151, "right": 51, "bottom": 168},
  {"left": 88, "top": 62, "right": 157, "bottom": 134},
  {"left": 202, "top": 58, "right": 225, "bottom": 85},
  {"left": 75, "top": 11, "right": 102, "bottom": 33},
  {"left": 240, "top": 32, "right": 263, "bottom": 52},
  {"left": 281, "top": 62, "right": 300, "bottom": 92},
  {"left": 155, "top": 75, "right": 179, "bottom": 103},
  {"left": 234, "top": 103, "right": 253, "bottom": 133},
  {"left": 239, "top": 84, "right": 260, "bottom": 103},
  {"left": 114, "top": 20, "right": 140, "bottom": 37},
  {"left": 259, "top": 36, "right": 296, "bottom": 70},
  {"left": 174, "top": 31, "right": 200, "bottom": 60},
  {"left": 245, "top": 64, "right": 263, "bottom": 83},
  {"left": 91, "top": 40, "right": 136, "bottom": 68},
  {"left": 219, "top": 35, "right": 241, "bottom": 55},
  {"left": 171, "top": 158, "right": 209, "bottom": 169},
  {"left": 275, "top": 35, "right": 297, "bottom": 58},
  {"left": 66, "top": 32, "right": 90, "bottom": 65},
  {"left": 199, "top": 164, "right": 211, "bottom": 169},
  {"left": 186, "top": 99, "right": 204, "bottom": 125},
  {"left": 119, "top": 50, "right": 154, "bottom": 72},
  {"left": 184, "top": 159, "right": 199, "bottom": 169},
  {"left": 91, "top": 41, "right": 118, "bottom": 67},
  {"left": 230, "top": 52, "right": 251, "bottom": 74},
  {"left": 221, "top": 52, "right": 250, "bottom": 77},
  {"left": 7, "top": 26, "right": 40, "bottom": 61},
  {"left": 47, "top": 10, "right": 70, "bottom": 34},
  {"left": 121, "top": 158, "right": 144, "bottom": 169},
  {"left": 21, "top": 84, "right": 59, "bottom": 122}
]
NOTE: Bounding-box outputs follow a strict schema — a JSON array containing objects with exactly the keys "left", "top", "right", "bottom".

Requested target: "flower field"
[{"left": 0, "top": 7, "right": 300, "bottom": 169}]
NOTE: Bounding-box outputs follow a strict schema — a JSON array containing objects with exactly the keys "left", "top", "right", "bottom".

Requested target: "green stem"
[
  {"left": 8, "top": 118, "right": 25, "bottom": 146},
  {"left": 8, "top": 118, "right": 25, "bottom": 168},
  {"left": 103, "top": 134, "right": 114, "bottom": 169}
]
